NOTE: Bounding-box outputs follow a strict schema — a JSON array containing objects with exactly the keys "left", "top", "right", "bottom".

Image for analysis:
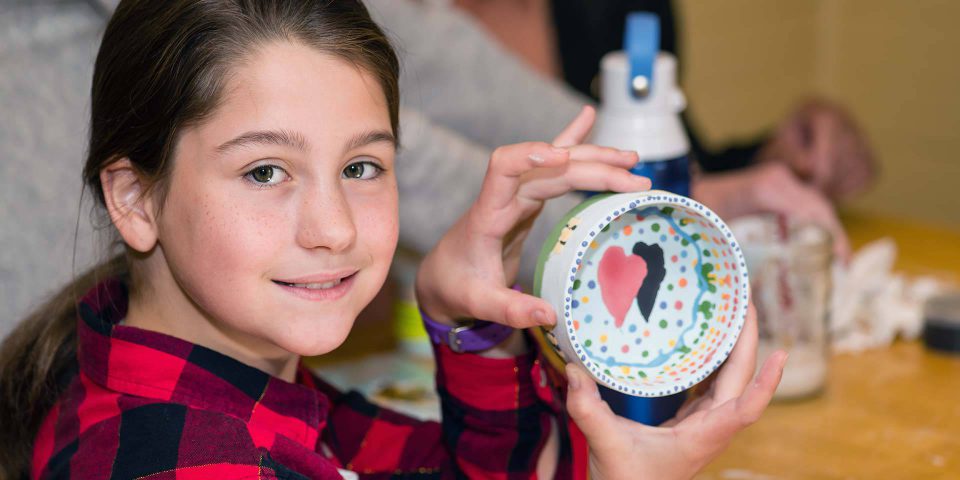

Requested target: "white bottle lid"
[{"left": 591, "top": 52, "right": 689, "bottom": 162}]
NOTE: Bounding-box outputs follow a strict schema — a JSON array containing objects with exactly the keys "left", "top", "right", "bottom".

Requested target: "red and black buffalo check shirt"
[{"left": 31, "top": 279, "right": 588, "bottom": 479}]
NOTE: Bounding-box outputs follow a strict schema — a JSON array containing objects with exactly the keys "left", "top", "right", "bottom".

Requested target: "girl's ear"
[{"left": 100, "top": 158, "right": 159, "bottom": 253}]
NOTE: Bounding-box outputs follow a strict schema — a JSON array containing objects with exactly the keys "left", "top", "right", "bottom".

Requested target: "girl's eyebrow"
[
  {"left": 216, "top": 129, "right": 308, "bottom": 154},
  {"left": 342, "top": 129, "right": 397, "bottom": 154},
  {"left": 215, "top": 129, "right": 396, "bottom": 156}
]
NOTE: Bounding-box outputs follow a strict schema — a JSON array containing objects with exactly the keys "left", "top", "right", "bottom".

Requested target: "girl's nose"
[{"left": 296, "top": 185, "right": 357, "bottom": 253}]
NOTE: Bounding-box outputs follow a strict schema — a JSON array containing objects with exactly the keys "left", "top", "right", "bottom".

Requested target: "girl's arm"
[
  {"left": 313, "top": 344, "right": 571, "bottom": 478},
  {"left": 413, "top": 106, "right": 646, "bottom": 478},
  {"left": 411, "top": 105, "right": 787, "bottom": 480}
]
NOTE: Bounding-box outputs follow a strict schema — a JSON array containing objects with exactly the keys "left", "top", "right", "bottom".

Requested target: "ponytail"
[{"left": 0, "top": 255, "right": 128, "bottom": 479}]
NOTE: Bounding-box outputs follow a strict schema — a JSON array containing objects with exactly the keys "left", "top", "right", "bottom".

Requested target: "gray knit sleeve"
[{"left": 366, "top": 0, "right": 591, "bottom": 149}]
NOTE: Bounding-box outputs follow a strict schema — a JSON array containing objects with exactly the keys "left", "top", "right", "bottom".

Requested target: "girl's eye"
[
  {"left": 244, "top": 165, "right": 289, "bottom": 187},
  {"left": 342, "top": 161, "right": 383, "bottom": 180}
]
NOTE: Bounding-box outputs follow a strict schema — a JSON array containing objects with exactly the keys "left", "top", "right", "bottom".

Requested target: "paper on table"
[{"left": 830, "top": 238, "right": 949, "bottom": 353}]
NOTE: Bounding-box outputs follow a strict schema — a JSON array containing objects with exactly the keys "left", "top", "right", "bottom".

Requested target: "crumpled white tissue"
[{"left": 829, "top": 238, "right": 947, "bottom": 353}]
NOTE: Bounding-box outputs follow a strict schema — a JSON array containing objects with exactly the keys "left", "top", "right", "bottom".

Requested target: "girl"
[{"left": 0, "top": 1, "right": 786, "bottom": 479}]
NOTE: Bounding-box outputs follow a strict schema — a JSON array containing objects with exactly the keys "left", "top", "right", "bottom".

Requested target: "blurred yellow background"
[{"left": 676, "top": 0, "right": 960, "bottom": 227}]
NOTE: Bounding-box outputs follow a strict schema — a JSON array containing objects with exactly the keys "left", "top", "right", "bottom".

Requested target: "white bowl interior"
[{"left": 556, "top": 194, "right": 749, "bottom": 396}]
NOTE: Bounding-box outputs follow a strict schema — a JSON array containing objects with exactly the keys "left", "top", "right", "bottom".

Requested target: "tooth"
[{"left": 292, "top": 278, "right": 342, "bottom": 289}]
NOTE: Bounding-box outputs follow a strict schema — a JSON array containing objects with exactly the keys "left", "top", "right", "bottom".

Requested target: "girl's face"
[{"left": 147, "top": 42, "right": 398, "bottom": 362}]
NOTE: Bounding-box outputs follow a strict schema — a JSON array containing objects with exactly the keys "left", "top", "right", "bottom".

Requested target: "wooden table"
[
  {"left": 696, "top": 342, "right": 960, "bottom": 479},
  {"left": 697, "top": 211, "right": 960, "bottom": 479}
]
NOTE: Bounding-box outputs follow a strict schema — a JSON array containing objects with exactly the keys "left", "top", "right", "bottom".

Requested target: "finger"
[
  {"left": 711, "top": 303, "right": 759, "bottom": 403},
  {"left": 730, "top": 350, "right": 787, "bottom": 428},
  {"left": 478, "top": 142, "right": 571, "bottom": 212},
  {"left": 466, "top": 284, "right": 557, "bottom": 329},
  {"left": 552, "top": 105, "right": 596, "bottom": 147},
  {"left": 566, "top": 144, "right": 639, "bottom": 168},
  {"left": 680, "top": 350, "right": 787, "bottom": 445},
  {"left": 564, "top": 363, "right": 623, "bottom": 452},
  {"left": 519, "top": 161, "right": 651, "bottom": 201},
  {"left": 809, "top": 111, "right": 839, "bottom": 192}
]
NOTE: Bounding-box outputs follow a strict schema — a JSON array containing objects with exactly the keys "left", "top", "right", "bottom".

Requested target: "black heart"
[{"left": 632, "top": 241, "right": 665, "bottom": 322}]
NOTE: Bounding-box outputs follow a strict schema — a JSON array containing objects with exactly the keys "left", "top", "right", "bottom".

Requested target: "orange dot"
[
  {"left": 678, "top": 278, "right": 688, "bottom": 288},
  {"left": 573, "top": 321, "right": 580, "bottom": 330},
  {"left": 623, "top": 225, "right": 633, "bottom": 235},
  {"left": 643, "top": 330, "right": 651, "bottom": 337},
  {"left": 581, "top": 296, "right": 590, "bottom": 304}
]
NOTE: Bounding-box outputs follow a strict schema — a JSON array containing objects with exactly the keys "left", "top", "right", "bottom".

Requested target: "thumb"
[{"left": 565, "top": 364, "right": 622, "bottom": 451}]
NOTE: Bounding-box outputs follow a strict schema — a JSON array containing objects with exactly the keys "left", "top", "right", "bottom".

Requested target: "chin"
[{"left": 277, "top": 313, "right": 357, "bottom": 357}]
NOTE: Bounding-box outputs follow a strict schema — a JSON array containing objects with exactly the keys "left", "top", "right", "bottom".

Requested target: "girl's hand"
[
  {"left": 415, "top": 106, "right": 650, "bottom": 330},
  {"left": 565, "top": 304, "right": 788, "bottom": 480}
]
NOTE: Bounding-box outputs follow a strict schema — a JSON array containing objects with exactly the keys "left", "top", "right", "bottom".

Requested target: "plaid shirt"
[{"left": 31, "top": 279, "right": 588, "bottom": 479}]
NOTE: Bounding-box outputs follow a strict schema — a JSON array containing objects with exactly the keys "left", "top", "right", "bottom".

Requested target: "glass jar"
[{"left": 731, "top": 215, "right": 833, "bottom": 400}]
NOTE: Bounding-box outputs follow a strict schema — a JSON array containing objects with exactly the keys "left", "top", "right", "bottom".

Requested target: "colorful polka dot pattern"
[{"left": 555, "top": 194, "right": 749, "bottom": 397}]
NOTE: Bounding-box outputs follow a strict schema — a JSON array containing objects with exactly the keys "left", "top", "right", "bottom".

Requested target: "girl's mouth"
[{"left": 272, "top": 272, "right": 357, "bottom": 301}]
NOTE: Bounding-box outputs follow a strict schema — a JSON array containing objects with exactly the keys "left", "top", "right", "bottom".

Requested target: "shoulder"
[{"left": 40, "top": 400, "right": 267, "bottom": 479}]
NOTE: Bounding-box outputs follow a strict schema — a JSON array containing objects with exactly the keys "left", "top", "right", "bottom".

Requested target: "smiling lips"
[{"left": 272, "top": 271, "right": 358, "bottom": 300}]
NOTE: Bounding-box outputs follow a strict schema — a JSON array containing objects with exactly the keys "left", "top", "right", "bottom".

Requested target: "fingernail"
[
  {"left": 533, "top": 309, "right": 548, "bottom": 325},
  {"left": 566, "top": 367, "right": 581, "bottom": 391},
  {"left": 529, "top": 154, "right": 545, "bottom": 164},
  {"left": 550, "top": 146, "right": 568, "bottom": 154}
]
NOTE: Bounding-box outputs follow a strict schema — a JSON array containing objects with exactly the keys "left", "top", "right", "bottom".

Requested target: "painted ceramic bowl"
[{"left": 533, "top": 191, "right": 750, "bottom": 397}]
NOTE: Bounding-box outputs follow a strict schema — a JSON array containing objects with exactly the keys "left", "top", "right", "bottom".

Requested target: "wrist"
[{"left": 420, "top": 308, "right": 516, "bottom": 353}]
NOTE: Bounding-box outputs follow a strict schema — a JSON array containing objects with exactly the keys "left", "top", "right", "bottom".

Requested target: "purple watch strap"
[{"left": 419, "top": 286, "right": 520, "bottom": 353}]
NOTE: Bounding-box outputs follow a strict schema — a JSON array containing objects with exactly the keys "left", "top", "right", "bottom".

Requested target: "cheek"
[
  {"left": 160, "top": 182, "right": 289, "bottom": 292},
  {"left": 353, "top": 185, "right": 398, "bottom": 267}
]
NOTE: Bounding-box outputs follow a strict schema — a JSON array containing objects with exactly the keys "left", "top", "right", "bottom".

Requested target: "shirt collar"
[{"left": 76, "top": 278, "right": 327, "bottom": 450}]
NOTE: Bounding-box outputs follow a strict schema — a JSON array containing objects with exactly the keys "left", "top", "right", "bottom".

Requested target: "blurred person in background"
[{"left": 365, "top": 0, "right": 877, "bottom": 262}]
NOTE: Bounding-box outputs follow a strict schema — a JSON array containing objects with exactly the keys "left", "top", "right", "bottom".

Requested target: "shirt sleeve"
[
  {"left": 365, "top": 0, "right": 589, "bottom": 149},
  {"left": 315, "top": 337, "right": 587, "bottom": 479}
]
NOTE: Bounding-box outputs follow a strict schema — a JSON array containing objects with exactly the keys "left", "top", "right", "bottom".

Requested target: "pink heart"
[{"left": 597, "top": 246, "right": 648, "bottom": 328}]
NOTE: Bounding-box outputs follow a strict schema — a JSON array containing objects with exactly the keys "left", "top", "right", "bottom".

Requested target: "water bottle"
[{"left": 589, "top": 12, "right": 691, "bottom": 425}]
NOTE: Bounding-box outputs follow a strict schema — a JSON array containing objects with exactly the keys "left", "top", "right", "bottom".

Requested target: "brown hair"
[{"left": 0, "top": 1, "right": 399, "bottom": 476}]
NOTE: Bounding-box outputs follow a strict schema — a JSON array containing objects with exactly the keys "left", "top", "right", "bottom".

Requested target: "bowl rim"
[{"left": 535, "top": 191, "right": 750, "bottom": 397}]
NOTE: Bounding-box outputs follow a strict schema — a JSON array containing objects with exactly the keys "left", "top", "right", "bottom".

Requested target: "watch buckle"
[{"left": 447, "top": 322, "right": 474, "bottom": 353}]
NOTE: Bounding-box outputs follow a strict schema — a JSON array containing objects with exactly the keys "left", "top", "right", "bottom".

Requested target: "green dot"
[
  {"left": 661, "top": 207, "right": 675, "bottom": 215},
  {"left": 694, "top": 339, "right": 700, "bottom": 344},
  {"left": 703, "top": 249, "right": 711, "bottom": 257},
  {"left": 642, "top": 351, "right": 649, "bottom": 358},
  {"left": 638, "top": 371, "right": 648, "bottom": 378},
  {"left": 604, "top": 369, "right": 612, "bottom": 376},
  {"left": 681, "top": 239, "right": 689, "bottom": 246},
  {"left": 602, "top": 223, "right": 611, "bottom": 232},
  {"left": 692, "top": 233, "right": 701, "bottom": 241},
  {"left": 584, "top": 339, "right": 592, "bottom": 347},
  {"left": 573, "top": 279, "right": 582, "bottom": 290},
  {"left": 659, "top": 319, "right": 668, "bottom": 328},
  {"left": 651, "top": 223, "right": 661, "bottom": 232},
  {"left": 667, "top": 284, "right": 674, "bottom": 291},
  {"left": 701, "top": 322, "right": 709, "bottom": 329}
]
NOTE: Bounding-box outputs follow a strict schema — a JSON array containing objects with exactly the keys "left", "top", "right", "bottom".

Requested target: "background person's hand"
[
  {"left": 565, "top": 304, "right": 788, "bottom": 480},
  {"left": 758, "top": 98, "right": 877, "bottom": 200},
  {"left": 692, "top": 162, "right": 851, "bottom": 260},
  {"left": 415, "top": 106, "right": 651, "bottom": 331}
]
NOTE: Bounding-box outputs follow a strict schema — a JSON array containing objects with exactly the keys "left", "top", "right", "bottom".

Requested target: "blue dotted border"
[{"left": 562, "top": 192, "right": 751, "bottom": 397}]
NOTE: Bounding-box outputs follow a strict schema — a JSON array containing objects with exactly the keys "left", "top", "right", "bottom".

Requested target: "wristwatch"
[{"left": 419, "top": 309, "right": 515, "bottom": 353}]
